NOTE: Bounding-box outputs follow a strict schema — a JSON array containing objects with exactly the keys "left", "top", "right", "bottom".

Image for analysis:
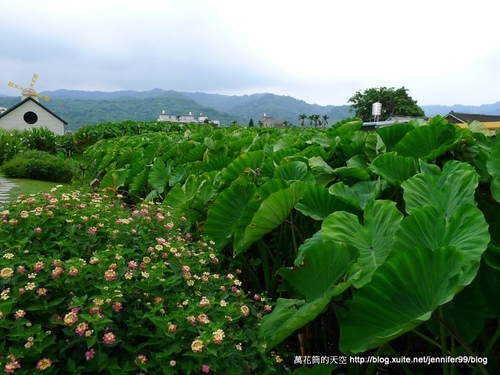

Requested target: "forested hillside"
[
  {"left": 0, "top": 92, "right": 237, "bottom": 132},
  {"left": 1, "top": 88, "right": 499, "bottom": 130},
  {"left": 0, "top": 89, "right": 353, "bottom": 130}
]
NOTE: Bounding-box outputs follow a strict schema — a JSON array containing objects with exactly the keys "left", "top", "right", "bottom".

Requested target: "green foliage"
[
  {"left": 72, "top": 120, "right": 184, "bottom": 152},
  {"left": 0, "top": 188, "right": 283, "bottom": 374},
  {"left": 0, "top": 151, "right": 77, "bottom": 182},
  {"left": 55, "top": 134, "right": 78, "bottom": 156},
  {"left": 487, "top": 138, "right": 500, "bottom": 202},
  {"left": 3, "top": 116, "right": 499, "bottom": 373},
  {"left": 0, "top": 128, "right": 75, "bottom": 166},
  {"left": 340, "top": 246, "right": 465, "bottom": 353},
  {"left": 0, "top": 129, "right": 23, "bottom": 165},
  {"left": 348, "top": 86, "right": 425, "bottom": 121},
  {"left": 20, "top": 127, "right": 58, "bottom": 154}
]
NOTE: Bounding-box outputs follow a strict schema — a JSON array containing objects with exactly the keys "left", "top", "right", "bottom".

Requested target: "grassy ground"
[{"left": 1, "top": 173, "right": 71, "bottom": 201}]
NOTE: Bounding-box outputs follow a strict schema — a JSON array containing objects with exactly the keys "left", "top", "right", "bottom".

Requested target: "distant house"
[
  {"left": 261, "top": 114, "right": 284, "bottom": 128},
  {"left": 444, "top": 111, "right": 500, "bottom": 130},
  {"left": 361, "top": 116, "right": 424, "bottom": 131},
  {"left": 157, "top": 110, "right": 220, "bottom": 126},
  {"left": 0, "top": 97, "right": 67, "bottom": 135}
]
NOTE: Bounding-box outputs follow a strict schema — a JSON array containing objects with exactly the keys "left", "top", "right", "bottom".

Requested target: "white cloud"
[{"left": 1, "top": 0, "right": 499, "bottom": 106}]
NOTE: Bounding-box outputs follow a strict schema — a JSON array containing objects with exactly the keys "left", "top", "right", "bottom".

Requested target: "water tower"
[{"left": 372, "top": 102, "right": 382, "bottom": 121}]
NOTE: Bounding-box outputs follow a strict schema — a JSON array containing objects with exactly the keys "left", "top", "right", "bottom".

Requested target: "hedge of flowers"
[{"left": 0, "top": 187, "right": 283, "bottom": 374}]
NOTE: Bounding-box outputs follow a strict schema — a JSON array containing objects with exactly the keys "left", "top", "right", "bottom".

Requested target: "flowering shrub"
[
  {"left": 0, "top": 187, "right": 282, "bottom": 374},
  {"left": 0, "top": 129, "right": 24, "bottom": 166},
  {"left": 19, "top": 127, "right": 58, "bottom": 155}
]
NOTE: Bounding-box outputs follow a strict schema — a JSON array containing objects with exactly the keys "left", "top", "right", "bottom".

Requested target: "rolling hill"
[{"left": 1, "top": 88, "right": 499, "bottom": 131}]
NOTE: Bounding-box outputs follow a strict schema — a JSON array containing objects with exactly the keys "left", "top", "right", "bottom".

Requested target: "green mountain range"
[
  {"left": 0, "top": 89, "right": 351, "bottom": 131},
  {"left": 1, "top": 89, "right": 499, "bottom": 132}
]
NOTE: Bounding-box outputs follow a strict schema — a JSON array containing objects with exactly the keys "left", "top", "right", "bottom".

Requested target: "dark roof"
[
  {"left": 0, "top": 97, "right": 68, "bottom": 125},
  {"left": 445, "top": 111, "right": 500, "bottom": 124}
]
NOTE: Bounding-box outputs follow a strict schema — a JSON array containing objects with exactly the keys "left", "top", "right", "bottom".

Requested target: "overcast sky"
[{"left": 1, "top": 0, "right": 499, "bottom": 106}]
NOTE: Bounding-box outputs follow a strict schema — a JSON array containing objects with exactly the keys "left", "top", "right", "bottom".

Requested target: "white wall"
[{"left": 0, "top": 100, "right": 66, "bottom": 135}]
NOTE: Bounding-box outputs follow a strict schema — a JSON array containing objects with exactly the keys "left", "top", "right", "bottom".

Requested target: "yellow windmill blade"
[
  {"left": 8, "top": 81, "right": 25, "bottom": 91},
  {"left": 36, "top": 93, "right": 50, "bottom": 102},
  {"left": 8, "top": 74, "right": 49, "bottom": 102},
  {"left": 30, "top": 73, "right": 39, "bottom": 89}
]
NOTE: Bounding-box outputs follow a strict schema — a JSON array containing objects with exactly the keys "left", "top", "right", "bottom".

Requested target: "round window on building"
[{"left": 24, "top": 111, "right": 38, "bottom": 124}]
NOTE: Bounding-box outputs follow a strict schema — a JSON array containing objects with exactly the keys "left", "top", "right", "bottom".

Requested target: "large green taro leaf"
[
  {"left": 308, "top": 156, "right": 371, "bottom": 182},
  {"left": 199, "top": 154, "right": 233, "bottom": 173},
  {"left": 330, "top": 166, "right": 372, "bottom": 181},
  {"left": 329, "top": 180, "right": 387, "bottom": 210},
  {"left": 274, "top": 161, "right": 315, "bottom": 184},
  {"left": 100, "top": 168, "right": 128, "bottom": 194},
  {"left": 261, "top": 147, "right": 300, "bottom": 178},
  {"left": 370, "top": 152, "right": 418, "bottom": 185},
  {"left": 236, "top": 181, "right": 307, "bottom": 254},
  {"left": 376, "top": 123, "right": 415, "bottom": 150},
  {"left": 261, "top": 288, "right": 351, "bottom": 351},
  {"left": 163, "top": 174, "right": 208, "bottom": 227},
  {"left": 402, "top": 160, "right": 478, "bottom": 216},
  {"left": 395, "top": 204, "right": 489, "bottom": 265},
  {"left": 340, "top": 246, "right": 464, "bottom": 354},
  {"left": 233, "top": 179, "right": 290, "bottom": 253},
  {"left": 180, "top": 143, "right": 207, "bottom": 163},
  {"left": 322, "top": 200, "right": 403, "bottom": 288},
  {"left": 148, "top": 158, "right": 170, "bottom": 194},
  {"left": 294, "top": 230, "right": 323, "bottom": 266},
  {"left": 129, "top": 168, "right": 149, "bottom": 196},
  {"left": 204, "top": 182, "right": 256, "bottom": 249},
  {"left": 261, "top": 242, "right": 354, "bottom": 349},
  {"left": 484, "top": 243, "right": 500, "bottom": 271},
  {"left": 308, "top": 156, "right": 335, "bottom": 175},
  {"left": 486, "top": 139, "right": 500, "bottom": 202},
  {"left": 330, "top": 118, "right": 364, "bottom": 133},
  {"left": 278, "top": 241, "right": 357, "bottom": 302},
  {"left": 393, "top": 122, "right": 460, "bottom": 161},
  {"left": 364, "top": 132, "right": 385, "bottom": 161},
  {"left": 261, "top": 298, "right": 330, "bottom": 351},
  {"left": 295, "top": 185, "right": 356, "bottom": 221},
  {"left": 340, "top": 131, "right": 367, "bottom": 159},
  {"left": 219, "top": 150, "right": 265, "bottom": 189}
]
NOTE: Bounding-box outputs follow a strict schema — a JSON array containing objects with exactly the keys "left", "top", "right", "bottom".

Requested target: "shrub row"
[
  {"left": 0, "top": 151, "right": 77, "bottom": 183},
  {"left": 0, "top": 128, "right": 77, "bottom": 166}
]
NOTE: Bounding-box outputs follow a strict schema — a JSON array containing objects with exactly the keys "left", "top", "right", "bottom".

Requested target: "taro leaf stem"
[{"left": 433, "top": 309, "right": 489, "bottom": 375}]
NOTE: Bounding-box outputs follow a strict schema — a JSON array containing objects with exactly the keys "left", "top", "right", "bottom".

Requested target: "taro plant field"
[{"left": 1, "top": 117, "right": 500, "bottom": 374}]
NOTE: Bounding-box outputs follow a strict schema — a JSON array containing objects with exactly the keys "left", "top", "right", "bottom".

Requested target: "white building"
[
  {"left": 158, "top": 111, "right": 220, "bottom": 126},
  {"left": 0, "top": 97, "right": 67, "bottom": 135}
]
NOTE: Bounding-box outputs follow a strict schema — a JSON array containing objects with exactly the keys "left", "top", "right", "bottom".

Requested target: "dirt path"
[{"left": 0, "top": 175, "right": 18, "bottom": 209}]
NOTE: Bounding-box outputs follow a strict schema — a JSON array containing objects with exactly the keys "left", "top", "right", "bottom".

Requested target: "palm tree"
[
  {"left": 310, "top": 114, "right": 320, "bottom": 127},
  {"left": 298, "top": 114, "right": 307, "bottom": 127},
  {"left": 308, "top": 115, "right": 315, "bottom": 127},
  {"left": 322, "top": 115, "right": 329, "bottom": 128}
]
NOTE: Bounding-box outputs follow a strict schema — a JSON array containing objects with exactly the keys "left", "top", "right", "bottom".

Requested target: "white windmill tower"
[{"left": 8, "top": 73, "right": 50, "bottom": 102}]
